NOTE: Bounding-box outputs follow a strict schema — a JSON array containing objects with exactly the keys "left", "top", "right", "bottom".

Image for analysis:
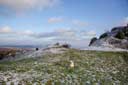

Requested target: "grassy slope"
[{"left": 0, "top": 49, "right": 128, "bottom": 85}]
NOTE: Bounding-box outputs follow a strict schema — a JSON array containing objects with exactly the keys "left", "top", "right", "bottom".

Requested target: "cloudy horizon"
[{"left": 0, "top": 0, "right": 128, "bottom": 48}]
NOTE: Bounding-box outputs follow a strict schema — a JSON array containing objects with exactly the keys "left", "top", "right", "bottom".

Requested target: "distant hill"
[
  {"left": 89, "top": 24, "right": 128, "bottom": 49},
  {"left": 0, "top": 45, "right": 40, "bottom": 48}
]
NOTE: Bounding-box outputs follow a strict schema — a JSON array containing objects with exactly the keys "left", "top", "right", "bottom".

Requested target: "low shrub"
[
  {"left": 111, "top": 27, "right": 118, "bottom": 31},
  {"left": 61, "top": 44, "right": 71, "bottom": 48},
  {"left": 0, "top": 50, "right": 16, "bottom": 60},
  {"left": 115, "top": 31, "right": 125, "bottom": 39},
  {"left": 122, "top": 52, "right": 128, "bottom": 64},
  {"left": 89, "top": 37, "right": 97, "bottom": 46},
  {"left": 99, "top": 32, "right": 108, "bottom": 39}
]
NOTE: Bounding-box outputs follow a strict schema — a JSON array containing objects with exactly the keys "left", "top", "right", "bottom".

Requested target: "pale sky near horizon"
[{"left": 0, "top": 0, "right": 128, "bottom": 47}]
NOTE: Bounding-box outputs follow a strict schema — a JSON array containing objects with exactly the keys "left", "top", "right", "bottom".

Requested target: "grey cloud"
[
  {"left": 0, "top": 0, "right": 60, "bottom": 13},
  {"left": 34, "top": 32, "right": 60, "bottom": 38},
  {"left": 0, "top": 26, "right": 96, "bottom": 40},
  {"left": 0, "top": 26, "right": 35, "bottom": 36},
  {"left": 32, "top": 28, "right": 96, "bottom": 41},
  {"left": 32, "top": 29, "right": 76, "bottom": 38},
  {"left": 81, "top": 30, "right": 96, "bottom": 36},
  {"left": 0, "top": 26, "right": 96, "bottom": 47},
  {"left": 0, "top": 26, "right": 12, "bottom": 33},
  {"left": 48, "top": 17, "right": 63, "bottom": 23},
  {"left": 72, "top": 20, "right": 88, "bottom": 27}
]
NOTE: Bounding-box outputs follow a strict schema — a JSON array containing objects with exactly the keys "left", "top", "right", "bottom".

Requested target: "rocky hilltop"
[{"left": 89, "top": 24, "right": 128, "bottom": 49}]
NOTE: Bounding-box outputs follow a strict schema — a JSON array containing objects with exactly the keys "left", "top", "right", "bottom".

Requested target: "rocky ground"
[{"left": 0, "top": 48, "right": 128, "bottom": 85}]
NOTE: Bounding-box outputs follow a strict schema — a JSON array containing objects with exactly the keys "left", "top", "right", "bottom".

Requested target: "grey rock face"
[{"left": 89, "top": 25, "right": 128, "bottom": 49}]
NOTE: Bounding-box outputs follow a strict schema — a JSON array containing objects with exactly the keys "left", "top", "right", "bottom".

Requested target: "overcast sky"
[{"left": 0, "top": 0, "right": 128, "bottom": 47}]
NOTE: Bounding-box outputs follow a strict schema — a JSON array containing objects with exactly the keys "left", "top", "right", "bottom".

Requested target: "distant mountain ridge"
[
  {"left": 89, "top": 24, "right": 128, "bottom": 49},
  {"left": 0, "top": 45, "right": 44, "bottom": 48}
]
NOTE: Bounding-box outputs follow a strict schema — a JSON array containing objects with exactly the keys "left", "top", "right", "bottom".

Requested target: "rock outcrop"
[{"left": 89, "top": 24, "right": 128, "bottom": 49}]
